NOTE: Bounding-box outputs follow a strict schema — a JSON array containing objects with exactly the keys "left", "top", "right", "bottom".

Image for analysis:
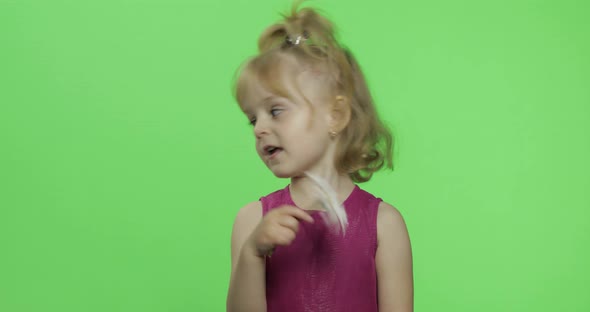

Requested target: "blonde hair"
[{"left": 233, "top": 2, "right": 394, "bottom": 183}]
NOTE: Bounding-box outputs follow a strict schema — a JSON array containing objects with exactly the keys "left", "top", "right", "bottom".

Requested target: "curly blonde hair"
[{"left": 233, "top": 2, "right": 394, "bottom": 183}]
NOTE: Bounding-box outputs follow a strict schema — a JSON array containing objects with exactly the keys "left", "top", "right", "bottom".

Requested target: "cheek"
[
  {"left": 288, "top": 108, "right": 324, "bottom": 133},
  {"left": 289, "top": 115, "right": 311, "bottom": 132},
  {"left": 301, "top": 114, "right": 329, "bottom": 136}
]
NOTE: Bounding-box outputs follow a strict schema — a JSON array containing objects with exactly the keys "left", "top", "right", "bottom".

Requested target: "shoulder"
[
  {"left": 234, "top": 201, "right": 263, "bottom": 226},
  {"left": 231, "top": 201, "right": 262, "bottom": 242},
  {"left": 376, "top": 201, "right": 404, "bottom": 221},
  {"left": 259, "top": 185, "right": 291, "bottom": 212},
  {"left": 375, "top": 201, "right": 414, "bottom": 311},
  {"left": 230, "top": 201, "right": 263, "bottom": 268},
  {"left": 376, "top": 201, "right": 410, "bottom": 245}
]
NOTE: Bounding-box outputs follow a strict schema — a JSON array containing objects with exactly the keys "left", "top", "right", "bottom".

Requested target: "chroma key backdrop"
[{"left": 1, "top": 0, "right": 588, "bottom": 311}]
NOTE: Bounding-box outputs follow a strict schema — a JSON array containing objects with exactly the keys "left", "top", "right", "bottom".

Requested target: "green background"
[{"left": 1, "top": 0, "right": 588, "bottom": 311}]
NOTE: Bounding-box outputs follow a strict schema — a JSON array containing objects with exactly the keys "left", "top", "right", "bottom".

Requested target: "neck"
[{"left": 289, "top": 170, "right": 355, "bottom": 210}]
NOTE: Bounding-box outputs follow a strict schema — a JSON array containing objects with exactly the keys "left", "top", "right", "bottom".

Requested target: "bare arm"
[
  {"left": 226, "top": 202, "right": 314, "bottom": 312},
  {"left": 375, "top": 202, "right": 414, "bottom": 312},
  {"left": 227, "top": 201, "right": 266, "bottom": 312}
]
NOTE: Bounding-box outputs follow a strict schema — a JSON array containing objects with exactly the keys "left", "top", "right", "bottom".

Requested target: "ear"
[{"left": 330, "top": 95, "right": 351, "bottom": 133}]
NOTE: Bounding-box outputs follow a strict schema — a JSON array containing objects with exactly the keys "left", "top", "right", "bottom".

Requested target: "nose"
[{"left": 254, "top": 116, "right": 269, "bottom": 139}]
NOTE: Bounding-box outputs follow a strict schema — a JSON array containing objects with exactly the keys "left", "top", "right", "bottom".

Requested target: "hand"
[{"left": 244, "top": 205, "right": 314, "bottom": 258}]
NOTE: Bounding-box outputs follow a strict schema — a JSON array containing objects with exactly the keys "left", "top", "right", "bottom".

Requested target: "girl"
[{"left": 227, "top": 3, "right": 413, "bottom": 312}]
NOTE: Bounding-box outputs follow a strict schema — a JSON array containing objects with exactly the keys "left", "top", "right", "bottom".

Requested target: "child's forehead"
[
  {"left": 238, "top": 76, "right": 286, "bottom": 108},
  {"left": 238, "top": 66, "right": 331, "bottom": 113}
]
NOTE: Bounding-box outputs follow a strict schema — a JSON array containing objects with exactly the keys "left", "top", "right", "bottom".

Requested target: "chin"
[
  {"left": 272, "top": 171, "right": 294, "bottom": 179},
  {"left": 269, "top": 168, "right": 300, "bottom": 179},
  {"left": 273, "top": 172, "right": 310, "bottom": 180}
]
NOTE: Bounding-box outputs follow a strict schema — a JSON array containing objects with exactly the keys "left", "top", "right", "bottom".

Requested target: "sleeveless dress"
[{"left": 260, "top": 184, "right": 382, "bottom": 312}]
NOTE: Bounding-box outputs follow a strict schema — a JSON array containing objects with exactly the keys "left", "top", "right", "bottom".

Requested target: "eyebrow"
[{"left": 241, "top": 95, "right": 284, "bottom": 115}]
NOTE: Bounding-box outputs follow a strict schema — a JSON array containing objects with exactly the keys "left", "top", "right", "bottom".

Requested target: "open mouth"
[{"left": 265, "top": 146, "right": 283, "bottom": 157}]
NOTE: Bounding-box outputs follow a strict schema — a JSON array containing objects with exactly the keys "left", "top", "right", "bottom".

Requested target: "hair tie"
[{"left": 285, "top": 30, "right": 310, "bottom": 46}]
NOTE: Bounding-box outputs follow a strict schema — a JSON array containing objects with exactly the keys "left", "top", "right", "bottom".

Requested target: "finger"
[
  {"left": 274, "top": 228, "right": 296, "bottom": 245},
  {"left": 277, "top": 215, "right": 300, "bottom": 232},
  {"left": 280, "top": 206, "right": 315, "bottom": 224}
]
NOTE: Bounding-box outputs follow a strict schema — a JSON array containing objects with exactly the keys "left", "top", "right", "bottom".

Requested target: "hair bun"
[
  {"left": 258, "top": 5, "right": 336, "bottom": 53},
  {"left": 285, "top": 30, "right": 310, "bottom": 46}
]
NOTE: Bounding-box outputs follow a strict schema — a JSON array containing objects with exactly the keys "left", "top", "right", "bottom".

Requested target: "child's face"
[{"left": 240, "top": 69, "right": 337, "bottom": 178}]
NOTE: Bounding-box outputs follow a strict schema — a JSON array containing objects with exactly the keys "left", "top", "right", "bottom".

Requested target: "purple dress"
[{"left": 260, "top": 184, "right": 382, "bottom": 312}]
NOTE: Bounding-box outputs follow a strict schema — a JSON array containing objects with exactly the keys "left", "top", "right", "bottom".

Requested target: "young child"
[{"left": 227, "top": 3, "right": 413, "bottom": 312}]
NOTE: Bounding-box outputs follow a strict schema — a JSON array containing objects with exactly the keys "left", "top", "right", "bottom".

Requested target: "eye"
[
  {"left": 270, "top": 108, "right": 283, "bottom": 117},
  {"left": 248, "top": 117, "right": 256, "bottom": 126}
]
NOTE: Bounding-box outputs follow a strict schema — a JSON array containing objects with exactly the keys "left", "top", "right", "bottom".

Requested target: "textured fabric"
[{"left": 260, "top": 184, "right": 382, "bottom": 312}]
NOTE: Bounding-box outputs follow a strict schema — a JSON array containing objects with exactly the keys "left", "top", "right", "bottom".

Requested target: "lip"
[
  {"left": 268, "top": 149, "right": 282, "bottom": 159},
  {"left": 261, "top": 145, "right": 282, "bottom": 159},
  {"left": 262, "top": 145, "right": 272, "bottom": 152}
]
